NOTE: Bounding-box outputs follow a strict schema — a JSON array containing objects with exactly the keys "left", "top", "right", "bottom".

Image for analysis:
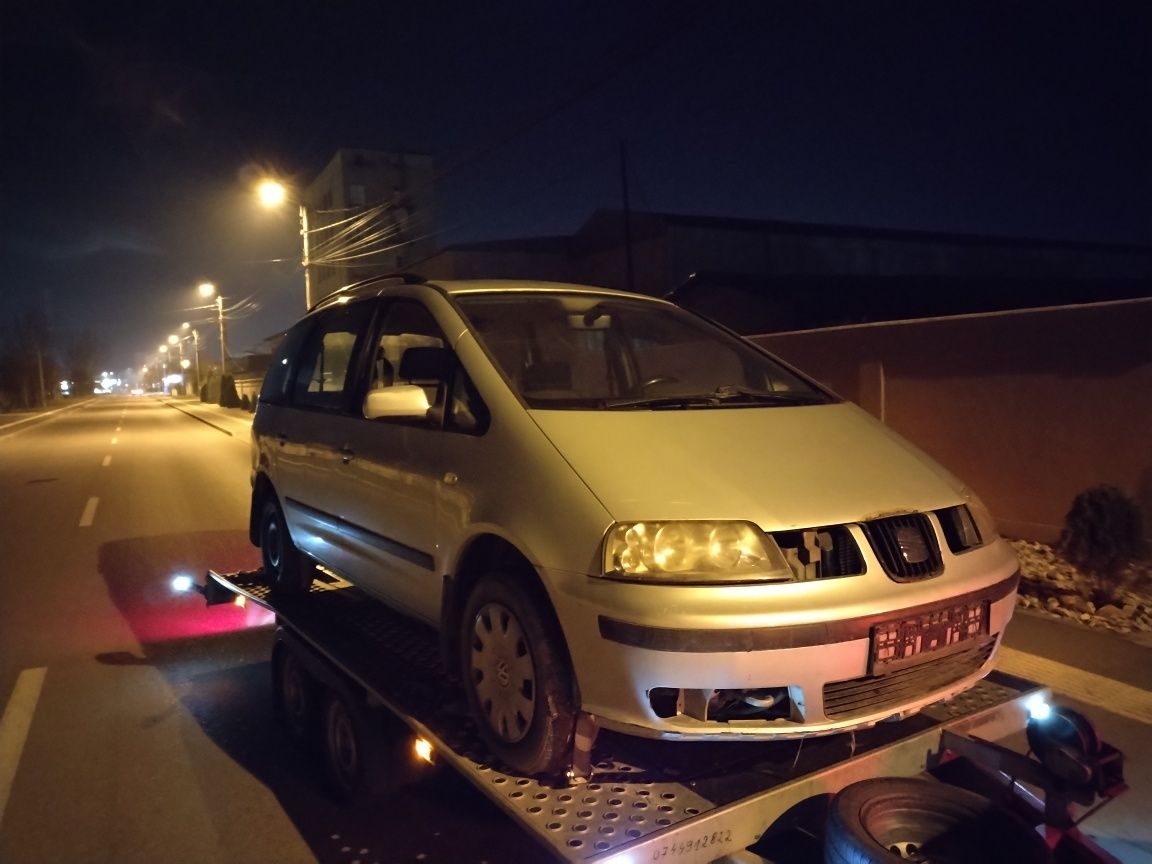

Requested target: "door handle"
[{"left": 340, "top": 446, "right": 355, "bottom": 464}]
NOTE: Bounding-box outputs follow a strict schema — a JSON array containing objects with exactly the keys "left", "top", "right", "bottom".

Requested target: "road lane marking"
[
  {"left": 997, "top": 645, "right": 1152, "bottom": 725},
  {"left": 102, "top": 455, "right": 111, "bottom": 467},
  {"left": 111, "top": 437, "right": 118, "bottom": 445},
  {"left": 0, "top": 667, "right": 47, "bottom": 829},
  {"left": 79, "top": 497, "right": 99, "bottom": 527}
]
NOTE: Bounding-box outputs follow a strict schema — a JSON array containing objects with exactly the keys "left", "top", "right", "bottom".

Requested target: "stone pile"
[{"left": 1011, "top": 539, "right": 1152, "bottom": 636}]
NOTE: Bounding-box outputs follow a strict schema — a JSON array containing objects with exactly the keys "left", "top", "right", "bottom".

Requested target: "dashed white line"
[
  {"left": 0, "top": 667, "right": 48, "bottom": 829},
  {"left": 102, "top": 455, "right": 111, "bottom": 467},
  {"left": 79, "top": 497, "right": 99, "bottom": 527}
]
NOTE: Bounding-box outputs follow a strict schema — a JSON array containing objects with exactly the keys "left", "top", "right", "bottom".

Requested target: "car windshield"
[{"left": 454, "top": 293, "right": 834, "bottom": 409}]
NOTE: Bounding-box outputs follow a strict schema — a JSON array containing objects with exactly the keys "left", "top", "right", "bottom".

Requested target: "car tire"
[
  {"left": 272, "top": 640, "right": 320, "bottom": 748},
  {"left": 460, "top": 571, "right": 576, "bottom": 777},
  {"left": 319, "top": 685, "right": 391, "bottom": 802},
  {"left": 259, "top": 497, "right": 312, "bottom": 595},
  {"left": 824, "top": 777, "right": 1052, "bottom": 864}
]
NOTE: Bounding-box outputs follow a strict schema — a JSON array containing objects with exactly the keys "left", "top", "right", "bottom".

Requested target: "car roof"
[{"left": 311, "top": 274, "right": 658, "bottom": 311}]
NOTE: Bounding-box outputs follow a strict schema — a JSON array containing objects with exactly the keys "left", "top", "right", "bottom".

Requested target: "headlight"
[{"left": 602, "top": 521, "right": 793, "bottom": 583}]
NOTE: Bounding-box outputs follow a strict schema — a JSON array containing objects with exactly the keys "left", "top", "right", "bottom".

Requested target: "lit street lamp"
[
  {"left": 198, "top": 282, "right": 227, "bottom": 376},
  {"left": 258, "top": 179, "right": 314, "bottom": 309}
]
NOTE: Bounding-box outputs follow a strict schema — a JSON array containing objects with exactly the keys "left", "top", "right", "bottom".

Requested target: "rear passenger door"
[{"left": 276, "top": 299, "right": 378, "bottom": 575}]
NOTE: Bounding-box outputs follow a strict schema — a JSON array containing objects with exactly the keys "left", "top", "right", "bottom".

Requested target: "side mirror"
[{"left": 363, "top": 384, "right": 430, "bottom": 420}]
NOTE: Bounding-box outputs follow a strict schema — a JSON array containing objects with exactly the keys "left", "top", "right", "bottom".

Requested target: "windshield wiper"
[{"left": 603, "top": 386, "right": 825, "bottom": 410}]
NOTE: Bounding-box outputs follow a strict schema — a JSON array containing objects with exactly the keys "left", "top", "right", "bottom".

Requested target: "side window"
[
  {"left": 369, "top": 300, "right": 488, "bottom": 434},
  {"left": 290, "top": 301, "right": 376, "bottom": 411},
  {"left": 258, "top": 321, "right": 311, "bottom": 405}
]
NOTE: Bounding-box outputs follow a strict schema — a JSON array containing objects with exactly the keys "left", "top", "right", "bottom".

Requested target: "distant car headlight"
[{"left": 602, "top": 521, "right": 793, "bottom": 583}]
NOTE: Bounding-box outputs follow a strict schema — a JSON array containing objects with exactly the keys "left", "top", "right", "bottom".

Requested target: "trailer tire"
[
  {"left": 259, "top": 497, "right": 312, "bottom": 595},
  {"left": 823, "top": 777, "right": 1051, "bottom": 864},
  {"left": 320, "top": 686, "right": 388, "bottom": 802},
  {"left": 272, "top": 640, "right": 320, "bottom": 748},
  {"left": 460, "top": 571, "right": 576, "bottom": 777}
]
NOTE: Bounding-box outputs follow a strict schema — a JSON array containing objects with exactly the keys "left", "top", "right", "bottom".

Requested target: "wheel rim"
[
  {"left": 327, "top": 700, "right": 358, "bottom": 784},
  {"left": 861, "top": 800, "right": 981, "bottom": 861},
  {"left": 264, "top": 515, "right": 283, "bottom": 572},
  {"left": 468, "top": 601, "right": 536, "bottom": 744}
]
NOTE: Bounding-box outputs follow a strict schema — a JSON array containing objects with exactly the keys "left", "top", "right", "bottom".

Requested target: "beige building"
[{"left": 302, "top": 149, "right": 437, "bottom": 303}]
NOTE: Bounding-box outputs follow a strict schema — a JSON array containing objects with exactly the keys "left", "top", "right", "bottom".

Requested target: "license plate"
[{"left": 871, "top": 601, "right": 988, "bottom": 672}]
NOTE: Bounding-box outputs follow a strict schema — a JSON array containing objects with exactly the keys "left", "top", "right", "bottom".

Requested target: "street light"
[
  {"left": 257, "top": 179, "right": 314, "bottom": 309},
  {"left": 198, "top": 282, "right": 227, "bottom": 376}
]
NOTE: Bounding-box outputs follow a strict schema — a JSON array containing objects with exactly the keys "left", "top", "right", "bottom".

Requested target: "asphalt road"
[
  {"left": 0, "top": 395, "right": 1149, "bottom": 863},
  {"left": 0, "top": 396, "right": 543, "bottom": 864}
]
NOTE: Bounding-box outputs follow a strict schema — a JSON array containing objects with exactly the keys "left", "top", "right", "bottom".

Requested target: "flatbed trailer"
[{"left": 201, "top": 567, "right": 1126, "bottom": 864}]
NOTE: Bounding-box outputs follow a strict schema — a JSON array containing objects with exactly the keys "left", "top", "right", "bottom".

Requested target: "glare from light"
[
  {"left": 167, "top": 334, "right": 179, "bottom": 345},
  {"left": 233, "top": 595, "right": 247, "bottom": 608},
  {"left": 257, "top": 179, "right": 287, "bottom": 208},
  {"left": 198, "top": 282, "right": 217, "bottom": 298},
  {"left": 159, "top": 344, "right": 168, "bottom": 353},
  {"left": 414, "top": 737, "right": 434, "bottom": 763},
  {"left": 180, "top": 359, "right": 191, "bottom": 369},
  {"left": 171, "top": 574, "right": 195, "bottom": 593},
  {"left": 1026, "top": 694, "right": 1052, "bottom": 722}
]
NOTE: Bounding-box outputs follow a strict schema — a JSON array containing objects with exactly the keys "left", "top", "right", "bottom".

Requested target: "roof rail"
[{"left": 311, "top": 272, "right": 427, "bottom": 311}]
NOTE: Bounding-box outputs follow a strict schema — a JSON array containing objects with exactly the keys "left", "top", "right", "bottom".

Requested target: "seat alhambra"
[{"left": 250, "top": 275, "right": 1019, "bottom": 775}]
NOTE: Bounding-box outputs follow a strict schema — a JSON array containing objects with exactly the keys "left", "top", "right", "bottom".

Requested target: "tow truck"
[{"left": 197, "top": 566, "right": 1128, "bottom": 863}]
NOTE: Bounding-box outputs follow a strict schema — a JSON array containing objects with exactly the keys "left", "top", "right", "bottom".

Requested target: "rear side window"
[{"left": 290, "top": 301, "right": 376, "bottom": 411}]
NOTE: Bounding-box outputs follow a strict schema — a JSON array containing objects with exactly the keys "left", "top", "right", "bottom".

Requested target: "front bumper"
[{"left": 545, "top": 541, "right": 1020, "bottom": 740}]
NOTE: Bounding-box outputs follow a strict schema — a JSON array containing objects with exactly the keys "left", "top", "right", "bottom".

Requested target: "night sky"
[{"left": 2, "top": 0, "right": 1150, "bottom": 374}]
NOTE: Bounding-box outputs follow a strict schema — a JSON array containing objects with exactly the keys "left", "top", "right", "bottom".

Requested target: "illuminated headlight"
[{"left": 603, "top": 521, "right": 793, "bottom": 583}]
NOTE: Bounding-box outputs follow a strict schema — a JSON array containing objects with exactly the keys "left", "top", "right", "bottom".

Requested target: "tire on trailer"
[
  {"left": 460, "top": 570, "right": 577, "bottom": 777},
  {"left": 271, "top": 639, "right": 320, "bottom": 748},
  {"left": 258, "top": 496, "right": 313, "bottom": 595},
  {"left": 319, "top": 685, "right": 389, "bottom": 802},
  {"left": 824, "top": 777, "right": 1052, "bottom": 864}
]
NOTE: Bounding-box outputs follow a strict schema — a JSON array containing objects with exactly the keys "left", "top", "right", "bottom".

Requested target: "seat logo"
[{"left": 895, "top": 526, "right": 930, "bottom": 565}]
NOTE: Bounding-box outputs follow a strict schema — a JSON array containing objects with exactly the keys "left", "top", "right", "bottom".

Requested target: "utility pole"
[{"left": 619, "top": 139, "right": 635, "bottom": 294}]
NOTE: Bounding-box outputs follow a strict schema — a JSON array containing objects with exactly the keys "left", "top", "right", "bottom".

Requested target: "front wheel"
[
  {"left": 259, "top": 497, "right": 312, "bottom": 595},
  {"left": 460, "top": 571, "right": 576, "bottom": 776}
]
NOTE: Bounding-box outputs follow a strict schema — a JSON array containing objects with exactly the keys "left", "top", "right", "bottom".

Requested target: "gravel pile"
[{"left": 1011, "top": 539, "right": 1152, "bottom": 636}]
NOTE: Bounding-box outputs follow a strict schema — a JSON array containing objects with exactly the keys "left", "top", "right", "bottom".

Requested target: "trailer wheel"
[
  {"left": 823, "top": 777, "right": 1051, "bottom": 864},
  {"left": 460, "top": 571, "right": 576, "bottom": 777},
  {"left": 259, "top": 498, "right": 312, "bottom": 595},
  {"left": 272, "top": 640, "right": 319, "bottom": 747},
  {"left": 320, "top": 686, "right": 388, "bottom": 802}
]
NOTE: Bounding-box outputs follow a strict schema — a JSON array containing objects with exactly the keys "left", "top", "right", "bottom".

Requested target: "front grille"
[
  {"left": 822, "top": 637, "right": 996, "bottom": 720},
  {"left": 861, "top": 513, "right": 942, "bottom": 580},
  {"left": 771, "top": 525, "right": 864, "bottom": 579}
]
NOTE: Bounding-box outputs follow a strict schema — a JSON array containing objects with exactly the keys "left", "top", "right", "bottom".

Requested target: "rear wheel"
[
  {"left": 460, "top": 571, "right": 576, "bottom": 777},
  {"left": 319, "top": 686, "right": 394, "bottom": 801},
  {"left": 259, "top": 497, "right": 312, "bottom": 595}
]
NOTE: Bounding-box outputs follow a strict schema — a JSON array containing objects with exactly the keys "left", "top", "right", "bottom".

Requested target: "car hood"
[{"left": 528, "top": 403, "right": 966, "bottom": 528}]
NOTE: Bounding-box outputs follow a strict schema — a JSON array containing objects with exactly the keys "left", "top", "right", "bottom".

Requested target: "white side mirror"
[{"left": 363, "top": 385, "right": 430, "bottom": 420}]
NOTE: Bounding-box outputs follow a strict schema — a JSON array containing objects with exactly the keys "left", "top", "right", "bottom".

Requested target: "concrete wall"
[{"left": 752, "top": 298, "right": 1152, "bottom": 543}]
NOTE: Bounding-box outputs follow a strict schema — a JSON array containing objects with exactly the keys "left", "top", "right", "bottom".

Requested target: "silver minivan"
[{"left": 250, "top": 276, "right": 1019, "bottom": 775}]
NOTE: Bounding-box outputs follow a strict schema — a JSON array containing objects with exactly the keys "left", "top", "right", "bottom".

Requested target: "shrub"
[{"left": 1058, "top": 485, "right": 1146, "bottom": 594}]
